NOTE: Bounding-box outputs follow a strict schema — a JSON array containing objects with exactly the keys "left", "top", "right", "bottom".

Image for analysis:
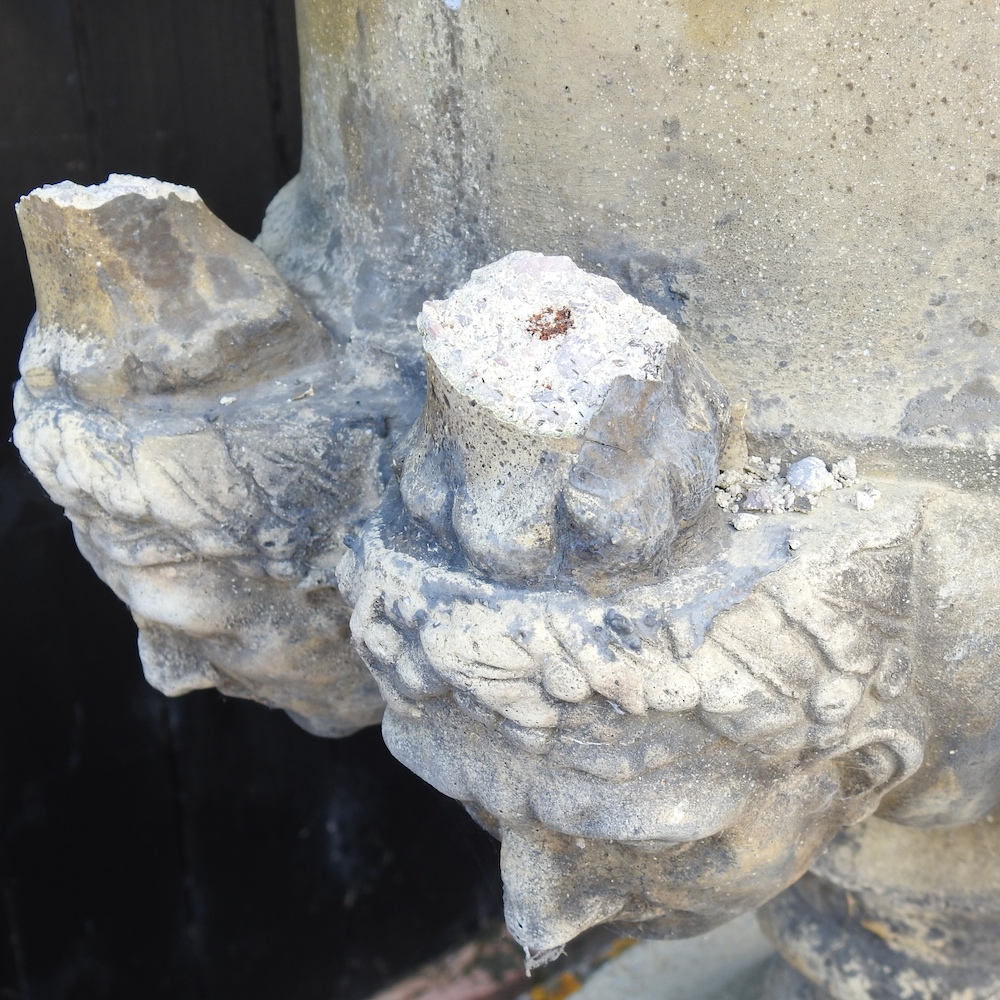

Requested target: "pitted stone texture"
[
  {"left": 758, "top": 815, "right": 1000, "bottom": 1000},
  {"left": 14, "top": 176, "right": 421, "bottom": 736},
  {"left": 338, "top": 255, "right": 1000, "bottom": 960},
  {"left": 402, "top": 252, "right": 729, "bottom": 594},
  {"left": 261, "top": 0, "right": 1000, "bottom": 488}
]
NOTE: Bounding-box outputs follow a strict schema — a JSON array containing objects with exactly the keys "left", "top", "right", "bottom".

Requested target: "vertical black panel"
[
  {"left": 0, "top": 0, "right": 91, "bottom": 419},
  {"left": 64, "top": 0, "right": 186, "bottom": 179},
  {"left": 166, "top": 702, "right": 502, "bottom": 1000},
  {"left": 261, "top": 0, "right": 304, "bottom": 183},
  {"left": 0, "top": 466, "right": 199, "bottom": 1000},
  {"left": 0, "top": 461, "right": 503, "bottom": 1000},
  {"left": 62, "top": 0, "right": 301, "bottom": 237}
]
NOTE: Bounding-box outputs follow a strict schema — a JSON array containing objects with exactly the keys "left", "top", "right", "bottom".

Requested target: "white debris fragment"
[
  {"left": 714, "top": 453, "right": 863, "bottom": 519},
  {"left": 219, "top": 395, "right": 237, "bottom": 406},
  {"left": 851, "top": 484, "right": 881, "bottom": 511},
  {"left": 855, "top": 491, "right": 877, "bottom": 511},
  {"left": 831, "top": 456, "right": 858, "bottom": 485},
  {"left": 716, "top": 469, "right": 745, "bottom": 491},
  {"left": 786, "top": 456, "right": 836, "bottom": 494},
  {"left": 788, "top": 538, "right": 801, "bottom": 550},
  {"left": 732, "top": 512, "right": 760, "bottom": 531}
]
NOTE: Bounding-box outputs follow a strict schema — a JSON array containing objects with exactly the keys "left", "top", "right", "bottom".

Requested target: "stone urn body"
[{"left": 11, "top": 2, "right": 1000, "bottom": 997}]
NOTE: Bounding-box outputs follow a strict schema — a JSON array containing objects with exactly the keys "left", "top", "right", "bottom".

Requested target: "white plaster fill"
[{"left": 26, "top": 173, "right": 200, "bottom": 210}]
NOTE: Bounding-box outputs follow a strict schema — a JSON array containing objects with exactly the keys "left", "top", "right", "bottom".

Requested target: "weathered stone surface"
[
  {"left": 261, "top": 0, "right": 1000, "bottom": 492},
  {"left": 758, "top": 814, "right": 1000, "bottom": 999},
  {"left": 401, "top": 252, "right": 728, "bottom": 594},
  {"left": 338, "top": 252, "right": 1000, "bottom": 963},
  {"left": 13, "top": 3, "right": 1000, "bottom": 984},
  {"left": 13, "top": 176, "right": 422, "bottom": 736}
]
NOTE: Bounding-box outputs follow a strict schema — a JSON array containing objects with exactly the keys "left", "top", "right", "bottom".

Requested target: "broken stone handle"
[
  {"left": 15, "top": 174, "right": 331, "bottom": 404},
  {"left": 340, "top": 254, "right": 1000, "bottom": 976},
  {"left": 12, "top": 176, "right": 386, "bottom": 737},
  {"left": 398, "top": 252, "right": 731, "bottom": 593}
]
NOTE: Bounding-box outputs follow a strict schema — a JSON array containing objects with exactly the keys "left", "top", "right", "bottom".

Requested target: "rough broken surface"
[
  {"left": 403, "top": 252, "right": 729, "bottom": 592},
  {"left": 29, "top": 173, "right": 199, "bottom": 208},
  {"left": 13, "top": 175, "right": 422, "bottom": 736},
  {"left": 420, "top": 252, "right": 674, "bottom": 437}
]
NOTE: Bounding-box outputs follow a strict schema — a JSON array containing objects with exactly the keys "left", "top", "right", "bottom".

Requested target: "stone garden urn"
[{"left": 12, "top": 2, "right": 1000, "bottom": 996}]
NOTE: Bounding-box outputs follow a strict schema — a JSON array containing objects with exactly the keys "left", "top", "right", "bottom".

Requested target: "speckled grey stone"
[{"left": 13, "top": 176, "right": 422, "bottom": 735}]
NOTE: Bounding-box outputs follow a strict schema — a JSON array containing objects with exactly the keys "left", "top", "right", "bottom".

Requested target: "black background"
[{"left": 0, "top": 2, "right": 502, "bottom": 997}]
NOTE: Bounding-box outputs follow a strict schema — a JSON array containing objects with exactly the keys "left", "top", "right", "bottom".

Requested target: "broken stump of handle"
[{"left": 12, "top": 175, "right": 422, "bottom": 736}]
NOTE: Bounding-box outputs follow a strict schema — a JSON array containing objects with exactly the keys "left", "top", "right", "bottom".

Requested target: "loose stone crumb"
[
  {"left": 786, "top": 456, "right": 836, "bottom": 493},
  {"left": 831, "top": 456, "right": 857, "bottom": 483},
  {"left": 732, "top": 512, "right": 760, "bottom": 531},
  {"left": 849, "top": 484, "right": 882, "bottom": 511},
  {"left": 717, "top": 452, "right": 865, "bottom": 522}
]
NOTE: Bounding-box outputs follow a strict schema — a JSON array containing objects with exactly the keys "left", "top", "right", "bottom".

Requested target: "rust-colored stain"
[
  {"left": 529, "top": 971, "right": 583, "bottom": 1000},
  {"left": 527, "top": 306, "right": 574, "bottom": 341},
  {"left": 860, "top": 918, "right": 897, "bottom": 944},
  {"left": 603, "top": 937, "right": 637, "bottom": 960}
]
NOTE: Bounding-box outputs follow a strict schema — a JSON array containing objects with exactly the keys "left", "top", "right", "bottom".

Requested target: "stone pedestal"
[{"left": 759, "top": 814, "right": 1000, "bottom": 1000}]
